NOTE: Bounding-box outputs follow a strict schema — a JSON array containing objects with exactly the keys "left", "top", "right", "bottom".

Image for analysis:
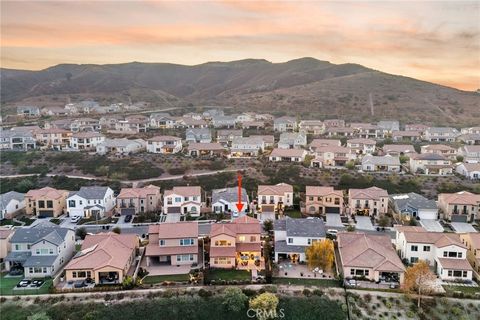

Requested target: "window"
[
  {"left": 180, "top": 238, "right": 194, "bottom": 246},
  {"left": 239, "top": 236, "right": 246, "bottom": 242},
  {"left": 72, "top": 271, "right": 77, "bottom": 278},
  {"left": 288, "top": 238, "right": 293, "bottom": 244},
  {"left": 410, "top": 257, "right": 419, "bottom": 263},
  {"left": 250, "top": 236, "right": 256, "bottom": 242},
  {"left": 68, "top": 200, "right": 76, "bottom": 208},
  {"left": 46, "top": 200, "right": 53, "bottom": 208},
  {"left": 176, "top": 254, "right": 194, "bottom": 262},
  {"left": 38, "top": 200, "right": 45, "bottom": 208},
  {"left": 175, "top": 197, "right": 181, "bottom": 203},
  {"left": 78, "top": 271, "right": 87, "bottom": 278},
  {"left": 159, "top": 240, "right": 165, "bottom": 246},
  {"left": 423, "top": 246, "right": 430, "bottom": 252},
  {"left": 308, "top": 239, "right": 312, "bottom": 245},
  {"left": 214, "top": 257, "right": 230, "bottom": 265},
  {"left": 411, "top": 245, "right": 418, "bottom": 252}
]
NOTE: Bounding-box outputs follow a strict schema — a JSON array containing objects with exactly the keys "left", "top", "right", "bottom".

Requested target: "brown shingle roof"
[
  {"left": 148, "top": 221, "right": 198, "bottom": 239},
  {"left": 25, "top": 187, "right": 68, "bottom": 200},
  {"left": 258, "top": 183, "right": 293, "bottom": 196},
  {"left": 437, "top": 258, "right": 473, "bottom": 270},
  {"left": 164, "top": 186, "right": 201, "bottom": 197},
  {"left": 349, "top": 187, "right": 388, "bottom": 200},
  {"left": 306, "top": 186, "right": 343, "bottom": 198}
]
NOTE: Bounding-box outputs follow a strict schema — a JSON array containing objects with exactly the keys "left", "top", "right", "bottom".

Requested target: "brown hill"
[{"left": 1, "top": 58, "right": 479, "bottom": 125}]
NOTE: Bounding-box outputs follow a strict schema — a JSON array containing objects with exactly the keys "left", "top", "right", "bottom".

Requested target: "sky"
[{"left": 1, "top": 0, "right": 479, "bottom": 91}]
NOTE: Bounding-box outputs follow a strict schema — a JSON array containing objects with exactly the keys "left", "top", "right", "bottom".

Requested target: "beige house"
[
  {"left": 305, "top": 186, "right": 344, "bottom": 215},
  {"left": 209, "top": 216, "right": 263, "bottom": 270},
  {"left": 0, "top": 228, "right": 14, "bottom": 260},
  {"left": 348, "top": 187, "right": 389, "bottom": 217},
  {"left": 311, "top": 146, "right": 356, "bottom": 168},
  {"left": 257, "top": 183, "right": 294, "bottom": 214},
  {"left": 409, "top": 153, "right": 452, "bottom": 175},
  {"left": 64, "top": 233, "right": 139, "bottom": 285},
  {"left": 145, "top": 222, "right": 198, "bottom": 267},
  {"left": 338, "top": 232, "right": 405, "bottom": 284},
  {"left": 25, "top": 187, "right": 68, "bottom": 218},
  {"left": 460, "top": 232, "right": 480, "bottom": 276},
  {"left": 438, "top": 191, "right": 480, "bottom": 223},
  {"left": 34, "top": 128, "right": 72, "bottom": 150},
  {"left": 421, "top": 144, "right": 457, "bottom": 160},
  {"left": 116, "top": 185, "right": 161, "bottom": 215}
]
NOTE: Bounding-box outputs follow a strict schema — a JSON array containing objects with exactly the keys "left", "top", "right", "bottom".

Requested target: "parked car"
[
  {"left": 344, "top": 279, "right": 358, "bottom": 287},
  {"left": 70, "top": 216, "right": 81, "bottom": 223},
  {"left": 73, "top": 280, "right": 87, "bottom": 288},
  {"left": 125, "top": 215, "right": 133, "bottom": 223}
]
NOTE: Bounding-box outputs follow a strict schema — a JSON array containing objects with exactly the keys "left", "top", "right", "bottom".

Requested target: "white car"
[
  {"left": 70, "top": 216, "right": 81, "bottom": 223},
  {"left": 327, "top": 229, "right": 338, "bottom": 235}
]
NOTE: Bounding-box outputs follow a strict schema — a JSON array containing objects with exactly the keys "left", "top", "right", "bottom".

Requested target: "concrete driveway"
[
  {"left": 451, "top": 222, "right": 477, "bottom": 233},
  {"left": 326, "top": 214, "right": 343, "bottom": 227},
  {"left": 166, "top": 213, "right": 181, "bottom": 222},
  {"left": 419, "top": 219, "right": 444, "bottom": 232},
  {"left": 355, "top": 216, "right": 374, "bottom": 230}
]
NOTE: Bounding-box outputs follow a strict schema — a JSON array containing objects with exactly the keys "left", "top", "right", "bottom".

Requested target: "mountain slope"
[{"left": 1, "top": 58, "right": 478, "bottom": 125}]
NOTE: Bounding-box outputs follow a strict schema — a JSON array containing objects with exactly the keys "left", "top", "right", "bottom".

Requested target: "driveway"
[
  {"left": 326, "top": 214, "right": 343, "bottom": 227},
  {"left": 355, "top": 216, "right": 374, "bottom": 230},
  {"left": 116, "top": 215, "right": 132, "bottom": 225},
  {"left": 166, "top": 213, "right": 181, "bottom": 223},
  {"left": 451, "top": 222, "right": 477, "bottom": 233},
  {"left": 419, "top": 219, "right": 444, "bottom": 232}
]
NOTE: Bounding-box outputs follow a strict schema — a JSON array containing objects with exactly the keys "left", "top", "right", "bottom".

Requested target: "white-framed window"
[
  {"left": 159, "top": 240, "right": 165, "bottom": 246},
  {"left": 180, "top": 238, "right": 194, "bottom": 246}
]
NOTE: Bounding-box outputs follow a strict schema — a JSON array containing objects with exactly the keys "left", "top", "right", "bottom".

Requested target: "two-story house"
[
  {"left": 146, "top": 136, "right": 182, "bottom": 154},
  {"left": 390, "top": 193, "right": 438, "bottom": 220},
  {"left": 305, "top": 186, "right": 344, "bottom": 215},
  {"left": 311, "top": 146, "right": 356, "bottom": 168},
  {"left": 114, "top": 115, "right": 148, "bottom": 133},
  {"left": 347, "top": 138, "right": 376, "bottom": 156},
  {"left": 67, "top": 186, "right": 116, "bottom": 219},
  {"left": 361, "top": 155, "right": 401, "bottom": 172},
  {"left": 438, "top": 191, "right": 480, "bottom": 223},
  {"left": 163, "top": 186, "right": 203, "bottom": 216},
  {"left": 298, "top": 120, "right": 324, "bottom": 135},
  {"left": 116, "top": 185, "right": 161, "bottom": 215},
  {"left": 382, "top": 144, "right": 417, "bottom": 157},
  {"left": 185, "top": 128, "right": 212, "bottom": 143},
  {"left": 348, "top": 187, "right": 389, "bottom": 217},
  {"left": 392, "top": 131, "right": 422, "bottom": 142},
  {"left": 25, "top": 187, "right": 69, "bottom": 218},
  {"left": 96, "top": 138, "right": 146, "bottom": 155},
  {"left": 216, "top": 129, "right": 243, "bottom": 147},
  {"left": 458, "top": 145, "right": 480, "bottom": 163},
  {"left": 209, "top": 216, "right": 263, "bottom": 270},
  {"left": 70, "top": 131, "right": 105, "bottom": 151},
  {"left": 34, "top": 128, "right": 72, "bottom": 150},
  {"left": 421, "top": 145, "right": 457, "bottom": 160},
  {"left": 395, "top": 226, "right": 472, "bottom": 281},
  {"left": 0, "top": 191, "right": 25, "bottom": 220},
  {"left": 278, "top": 132, "right": 307, "bottom": 149},
  {"left": 17, "top": 106, "right": 40, "bottom": 117},
  {"left": 423, "top": 127, "right": 460, "bottom": 142},
  {"left": 257, "top": 183, "right": 293, "bottom": 215},
  {"left": 274, "top": 117, "right": 297, "bottom": 132},
  {"left": 5, "top": 222, "right": 75, "bottom": 278},
  {"left": 459, "top": 232, "right": 480, "bottom": 276},
  {"left": 146, "top": 222, "right": 199, "bottom": 268},
  {"left": 230, "top": 136, "right": 265, "bottom": 158},
  {"left": 274, "top": 217, "right": 326, "bottom": 263},
  {"left": 211, "top": 115, "right": 237, "bottom": 128},
  {"left": 0, "top": 130, "right": 37, "bottom": 150},
  {"left": 409, "top": 153, "right": 452, "bottom": 175},
  {"left": 149, "top": 113, "right": 177, "bottom": 129},
  {"left": 211, "top": 187, "right": 249, "bottom": 216}
]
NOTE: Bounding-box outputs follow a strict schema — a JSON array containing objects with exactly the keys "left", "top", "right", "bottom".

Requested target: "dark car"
[
  {"left": 73, "top": 280, "right": 87, "bottom": 288},
  {"left": 9, "top": 268, "right": 24, "bottom": 276},
  {"left": 125, "top": 215, "right": 133, "bottom": 223}
]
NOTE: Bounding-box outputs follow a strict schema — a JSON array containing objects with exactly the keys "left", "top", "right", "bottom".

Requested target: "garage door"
[
  {"left": 451, "top": 214, "right": 468, "bottom": 223},
  {"left": 38, "top": 210, "right": 54, "bottom": 218},
  {"left": 326, "top": 207, "right": 340, "bottom": 214},
  {"left": 121, "top": 208, "right": 135, "bottom": 216}
]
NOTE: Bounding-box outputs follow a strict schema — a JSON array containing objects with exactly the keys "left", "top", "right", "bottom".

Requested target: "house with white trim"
[
  {"left": 67, "top": 186, "right": 115, "bottom": 218},
  {"left": 163, "top": 186, "right": 203, "bottom": 216}
]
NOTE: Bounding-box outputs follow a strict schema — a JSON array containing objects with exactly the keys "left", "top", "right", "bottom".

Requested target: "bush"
[
  {"left": 303, "top": 289, "right": 312, "bottom": 297},
  {"left": 198, "top": 289, "right": 213, "bottom": 298}
]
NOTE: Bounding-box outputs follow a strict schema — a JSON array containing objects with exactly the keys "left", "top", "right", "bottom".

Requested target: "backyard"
[
  {"left": 205, "top": 269, "right": 251, "bottom": 283},
  {"left": 0, "top": 273, "right": 53, "bottom": 296},
  {"left": 272, "top": 277, "right": 341, "bottom": 287},
  {"left": 141, "top": 274, "right": 191, "bottom": 284}
]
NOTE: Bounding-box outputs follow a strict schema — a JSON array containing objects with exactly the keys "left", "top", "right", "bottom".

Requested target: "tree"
[
  {"left": 456, "top": 155, "right": 464, "bottom": 163},
  {"left": 75, "top": 227, "right": 87, "bottom": 240},
  {"left": 28, "top": 312, "right": 51, "bottom": 320},
  {"left": 305, "top": 239, "right": 335, "bottom": 272},
  {"left": 345, "top": 160, "right": 355, "bottom": 170},
  {"left": 263, "top": 220, "right": 274, "bottom": 234},
  {"left": 112, "top": 227, "right": 121, "bottom": 234},
  {"left": 249, "top": 292, "right": 279, "bottom": 320},
  {"left": 403, "top": 260, "right": 436, "bottom": 308},
  {"left": 399, "top": 155, "right": 410, "bottom": 164},
  {"left": 222, "top": 287, "right": 248, "bottom": 313},
  {"left": 378, "top": 216, "right": 391, "bottom": 228}
]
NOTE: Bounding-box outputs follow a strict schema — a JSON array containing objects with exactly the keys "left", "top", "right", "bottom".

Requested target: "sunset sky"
[{"left": 1, "top": 1, "right": 479, "bottom": 91}]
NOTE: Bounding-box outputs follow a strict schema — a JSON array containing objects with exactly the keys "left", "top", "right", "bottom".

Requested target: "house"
[
  {"left": 424, "top": 127, "right": 460, "bottom": 142},
  {"left": 348, "top": 187, "right": 389, "bottom": 217},
  {"left": 421, "top": 145, "right": 457, "bottom": 160},
  {"left": 0, "top": 228, "right": 14, "bottom": 261},
  {"left": 457, "top": 133, "right": 480, "bottom": 146},
  {"left": 230, "top": 136, "right": 265, "bottom": 158},
  {"left": 338, "top": 232, "right": 405, "bottom": 283},
  {"left": 64, "top": 233, "right": 139, "bottom": 285},
  {"left": 235, "top": 112, "right": 255, "bottom": 124},
  {"left": 70, "top": 132, "right": 105, "bottom": 151},
  {"left": 323, "top": 119, "right": 345, "bottom": 128},
  {"left": 96, "top": 138, "right": 146, "bottom": 155},
  {"left": 177, "top": 117, "right": 209, "bottom": 128},
  {"left": 459, "top": 233, "right": 480, "bottom": 276},
  {"left": 163, "top": 186, "right": 203, "bottom": 216},
  {"left": 116, "top": 185, "right": 161, "bottom": 215},
  {"left": 209, "top": 216, "right": 263, "bottom": 270},
  {"left": 203, "top": 109, "right": 224, "bottom": 120},
  {"left": 438, "top": 191, "right": 480, "bottom": 223},
  {"left": 0, "top": 130, "right": 37, "bottom": 150},
  {"left": 25, "top": 187, "right": 69, "bottom": 218},
  {"left": 458, "top": 145, "right": 480, "bottom": 163},
  {"left": 185, "top": 128, "right": 212, "bottom": 143},
  {"left": 0, "top": 191, "right": 25, "bottom": 220},
  {"left": 145, "top": 222, "right": 198, "bottom": 267},
  {"left": 249, "top": 135, "right": 275, "bottom": 148},
  {"left": 187, "top": 142, "right": 225, "bottom": 157},
  {"left": 456, "top": 162, "right": 480, "bottom": 180},
  {"left": 273, "top": 217, "right": 326, "bottom": 263},
  {"left": 216, "top": 129, "right": 243, "bottom": 146},
  {"left": 298, "top": 120, "right": 324, "bottom": 135},
  {"left": 241, "top": 121, "right": 265, "bottom": 130},
  {"left": 395, "top": 227, "right": 472, "bottom": 281},
  {"left": 146, "top": 136, "right": 182, "bottom": 154},
  {"left": 34, "top": 128, "right": 72, "bottom": 150},
  {"left": 347, "top": 138, "right": 376, "bottom": 156},
  {"left": 273, "top": 116, "right": 297, "bottom": 132},
  {"left": 378, "top": 120, "right": 400, "bottom": 133},
  {"left": 67, "top": 187, "right": 115, "bottom": 218},
  {"left": 5, "top": 222, "right": 75, "bottom": 278},
  {"left": 278, "top": 132, "right": 307, "bottom": 149},
  {"left": 269, "top": 148, "right": 306, "bottom": 162},
  {"left": 114, "top": 115, "right": 149, "bottom": 133},
  {"left": 70, "top": 118, "right": 102, "bottom": 132},
  {"left": 99, "top": 115, "right": 122, "bottom": 129},
  {"left": 211, "top": 187, "right": 249, "bottom": 215},
  {"left": 392, "top": 131, "right": 422, "bottom": 142},
  {"left": 361, "top": 155, "right": 401, "bottom": 172},
  {"left": 309, "top": 139, "right": 341, "bottom": 152},
  {"left": 311, "top": 146, "right": 356, "bottom": 168},
  {"left": 305, "top": 186, "right": 344, "bottom": 215},
  {"left": 149, "top": 113, "right": 177, "bottom": 129},
  {"left": 325, "top": 127, "right": 355, "bottom": 137},
  {"left": 409, "top": 153, "right": 452, "bottom": 175},
  {"left": 41, "top": 106, "right": 68, "bottom": 116},
  {"left": 17, "top": 106, "right": 40, "bottom": 117},
  {"left": 211, "top": 115, "right": 237, "bottom": 128},
  {"left": 382, "top": 144, "right": 417, "bottom": 157},
  {"left": 390, "top": 193, "right": 438, "bottom": 220},
  {"left": 405, "top": 124, "right": 429, "bottom": 133},
  {"left": 75, "top": 100, "right": 100, "bottom": 114},
  {"left": 461, "top": 127, "right": 480, "bottom": 135},
  {"left": 350, "top": 123, "right": 386, "bottom": 139},
  {"left": 257, "top": 183, "right": 293, "bottom": 214}
]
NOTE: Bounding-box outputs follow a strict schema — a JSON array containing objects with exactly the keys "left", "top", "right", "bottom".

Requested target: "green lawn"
[
  {"left": 0, "top": 219, "right": 21, "bottom": 226},
  {"left": 272, "top": 277, "right": 342, "bottom": 287},
  {"left": 50, "top": 218, "right": 62, "bottom": 225},
  {"left": 142, "top": 274, "right": 190, "bottom": 284},
  {"left": 443, "top": 285, "right": 480, "bottom": 296},
  {"left": 285, "top": 210, "right": 302, "bottom": 218},
  {"left": 0, "top": 273, "right": 53, "bottom": 296},
  {"left": 206, "top": 269, "right": 251, "bottom": 282}
]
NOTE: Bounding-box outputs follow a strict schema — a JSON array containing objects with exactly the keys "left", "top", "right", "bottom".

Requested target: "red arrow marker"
[{"left": 235, "top": 171, "right": 244, "bottom": 212}]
